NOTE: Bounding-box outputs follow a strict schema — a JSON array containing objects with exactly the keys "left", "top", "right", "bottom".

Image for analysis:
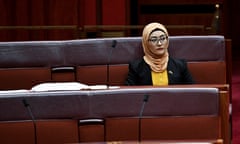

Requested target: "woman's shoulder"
[
  {"left": 129, "top": 58, "right": 145, "bottom": 66},
  {"left": 168, "top": 57, "right": 188, "bottom": 70},
  {"left": 129, "top": 58, "right": 149, "bottom": 70}
]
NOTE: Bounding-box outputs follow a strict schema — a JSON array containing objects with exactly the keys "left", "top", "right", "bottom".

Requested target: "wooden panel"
[
  {"left": 105, "top": 118, "right": 139, "bottom": 141},
  {"left": 102, "top": 0, "right": 127, "bottom": 25},
  {"left": 138, "top": 0, "right": 224, "bottom": 5},
  {"left": 37, "top": 120, "right": 79, "bottom": 144},
  {"left": 51, "top": 67, "right": 76, "bottom": 82},
  {"left": 0, "top": 0, "right": 79, "bottom": 41},
  {"left": 220, "top": 91, "right": 230, "bottom": 144},
  {"left": 79, "top": 125, "right": 104, "bottom": 142},
  {"left": 188, "top": 62, "right": 226, "bottom": 84},
  {"left": 0, "top": 1, "right": 13, "bottom": 41},
  {"left": 141, "top": 117, "right": 221, "bottom": 140},
  {"left": 0, "top": 68, "right": 51, "bottom": 90},
  {"left": 45, "top": 0, "right": 79, "bottom": 40},
  {"left": 109, "top": 65, "right": 128, "bottom": 86},
  {"left": 29, "top": 0, "right": 47, "bottom": 40},
  {"left": 0, "top": 0, "right": 31, "bottom": 41},
  {"left": 83, "top": 0, "right": 97, "bottom": 25},
  {"left": 51, "top": 72, "right": 76, "bottom": 82},
  {"left": 137, "top": 0, "right": 223, "bottom": 35},
  {"left": 76, "top": 66, "right": 107, "bottom": 85},
  {"left": 139, "top": 13, "right": 215, "bottom": 35},
  {"left": 105, "top": 116, "right": 221, "bottom": 141},
  {"left": 0, "top": 121, "right": 35, "bottom": 144},
  {"left": 79, "top": 122, "right": 105, "bottom": 142},
  {"left": 14, "top": 0, "right": 31, "bottom": 41}
]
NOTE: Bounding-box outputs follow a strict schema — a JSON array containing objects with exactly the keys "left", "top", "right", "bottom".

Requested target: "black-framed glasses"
[{"left": 148, "top": 35, "right": 168, "bottom": 44}]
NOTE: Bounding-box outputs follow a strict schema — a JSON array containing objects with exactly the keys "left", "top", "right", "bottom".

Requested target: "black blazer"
[{"left": 125, "top": 57, "right": 195, "bottom": 85}]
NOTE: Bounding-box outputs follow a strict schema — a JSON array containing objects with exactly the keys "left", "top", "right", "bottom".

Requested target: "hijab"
[{"left": 142, "top": 22, "right": 169, "bottom": 72}]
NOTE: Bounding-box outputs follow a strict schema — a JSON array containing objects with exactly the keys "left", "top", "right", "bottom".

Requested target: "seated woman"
[{"left": 125, "top": 22, "right": 194, "bottom": 85}]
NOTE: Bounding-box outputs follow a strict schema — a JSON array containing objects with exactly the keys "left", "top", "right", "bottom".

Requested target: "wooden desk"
[{"left": 70, "top": 139, "right": 223, "bottom": 144}]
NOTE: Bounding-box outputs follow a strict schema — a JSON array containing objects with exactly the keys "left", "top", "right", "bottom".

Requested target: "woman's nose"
[{"left": 156, "top": 40, "right": 162, "bottom": 45}]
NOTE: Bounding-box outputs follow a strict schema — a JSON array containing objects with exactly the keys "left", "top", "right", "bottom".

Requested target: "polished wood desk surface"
[{"left": 70, "top": 139, "right": 223, "bottom": 144}]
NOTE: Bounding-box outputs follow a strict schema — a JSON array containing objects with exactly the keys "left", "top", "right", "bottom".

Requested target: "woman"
[{"left": 125, "top": 22, "right": 194, "bottom": 85}]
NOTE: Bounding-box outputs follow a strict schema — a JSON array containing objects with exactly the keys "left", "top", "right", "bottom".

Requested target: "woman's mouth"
[{"left": 156, "top": 48, "right": 164, "bottom": 50}]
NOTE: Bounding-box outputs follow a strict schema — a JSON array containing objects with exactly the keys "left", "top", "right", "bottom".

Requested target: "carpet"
[{"left": 231, "top": 60, "right": 240, "bottom": 144}]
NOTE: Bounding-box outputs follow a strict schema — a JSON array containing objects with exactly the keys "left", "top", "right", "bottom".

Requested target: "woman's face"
[{"left": 148, "top": 30, "right": 168, "bottom": 57}]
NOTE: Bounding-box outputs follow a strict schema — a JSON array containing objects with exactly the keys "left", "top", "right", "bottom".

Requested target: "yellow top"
[{"left": 151, "top": 70, "right": 168, "bottom": 86}]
